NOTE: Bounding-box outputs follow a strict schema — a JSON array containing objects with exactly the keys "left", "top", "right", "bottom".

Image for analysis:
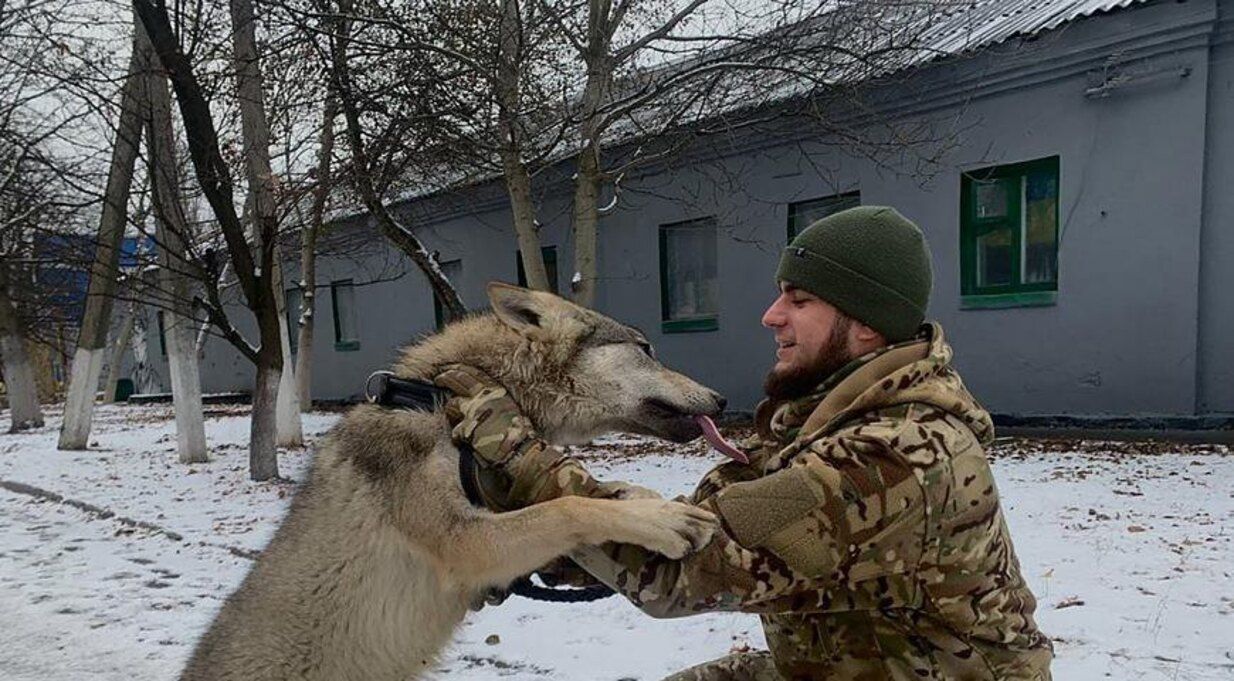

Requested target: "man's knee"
[{"left": 661, "top": 651, "right": 782, "bottom": 681}]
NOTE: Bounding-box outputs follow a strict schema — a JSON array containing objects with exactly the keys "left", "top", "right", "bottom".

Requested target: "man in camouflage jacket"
[{"left": 438, "top": 206, "right": 1053, "bottom": 680}]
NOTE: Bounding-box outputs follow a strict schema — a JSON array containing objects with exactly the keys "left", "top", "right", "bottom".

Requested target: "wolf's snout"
[{"left": 710, "top": 391, "right": 727, "bottom": 414}]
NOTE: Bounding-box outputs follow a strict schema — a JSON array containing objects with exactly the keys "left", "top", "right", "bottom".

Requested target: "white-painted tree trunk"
[
  {"left": 0, "top": 269, "right": 44, "bottom": 432},
  {"left": 272, "top": 260, "right": 302, "bottom": 447},
  {"left": 100, "top": 305, "right": 136, "bottom": 405},
  {"left": 59, "top": 33, "right": 145, "bottom": 450},
  {"left": 140, "top": 19, "right": 208, "bottom": 464},
  {"left": 0, "top": 332, "right": 43, "bottom": 432},
  {"left": 164, "top": 310, "right": 208, "bottom": 463},
  {"left": 60, "top": 347, "right": 105, "bottom": 446}
]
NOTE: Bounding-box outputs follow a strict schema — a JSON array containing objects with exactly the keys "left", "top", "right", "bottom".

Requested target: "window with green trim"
[
  {"left": 516, "top": 246, "right": 558, "bottom": 294},
  {"left": 331, "top": 279, "right": 360, "bottom": 351},
  {"left": 285, "top": 287, "right": 302, "bottom": 354},
  {"left": 433, "top": 260, "right": 462, "bottom": 331},
  {"left": 659, "top": 218, "right": 718, "bottom": 333},
  {"left": 960, "top": 157, "right": 1059, "bottom": 308},
  {"left": 787, "top": 191, "right": 860, "bottom": 241}
]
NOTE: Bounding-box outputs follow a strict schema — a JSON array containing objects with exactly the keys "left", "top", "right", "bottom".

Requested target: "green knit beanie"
[{"left": 776, "top": 205, "right": 932, "bottom": 342}]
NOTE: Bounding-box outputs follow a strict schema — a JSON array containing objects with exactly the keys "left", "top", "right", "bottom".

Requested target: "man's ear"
[{"left": 848, "top": 318, "right": 887, "bottom": 353}]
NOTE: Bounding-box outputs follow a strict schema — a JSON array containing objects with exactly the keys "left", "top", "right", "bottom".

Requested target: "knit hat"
[{"left": 776, "top": 206, "right": 932, "bottom": 342}]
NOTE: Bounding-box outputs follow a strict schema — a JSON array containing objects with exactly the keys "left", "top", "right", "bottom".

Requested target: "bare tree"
[
  {"left": 293, "top": 92, "right": 337, "bottom": 409},
  {"left": 327, "top": 0, "right": 467, "bottom": 317},
  {"left": 135, "top": 0, "right": 291, "bottom": 479},
  {"left": 137, "top": 21, "right": 209, "bottom": 463},
  {"left": 303, "top": 0, "right": 960, "bottom": 308},
  {"left": 58, "top": 35, "right": 145, "bottom": 450},
  {"left": 0, "top": 266, "right": 42, "bottom": 431}
]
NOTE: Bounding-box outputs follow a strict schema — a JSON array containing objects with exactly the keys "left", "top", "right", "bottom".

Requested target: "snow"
[{"left": 1, "top": 404, "right": 1232, "bottom": 680}]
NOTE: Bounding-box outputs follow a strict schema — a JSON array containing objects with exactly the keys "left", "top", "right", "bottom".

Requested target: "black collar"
[
  {"left": 364, "top": 371, "right": 486, "bottom": 507},
  {"left": 364, "top": 371, "right": 449, "bottom": 410}
]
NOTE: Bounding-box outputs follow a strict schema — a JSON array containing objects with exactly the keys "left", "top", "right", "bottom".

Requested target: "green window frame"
[
  {"left": 960, "top": 156, "right": 1060, "bottom": 309},
  {"left": 330, "top": 279, "right": 360, "bottom": 351},
  {"left": 659, "top": 218, "right": 718, "bottom": 333},
  {"left": 516, "top": 246, "right": 558, "bottom": 294},
  {"left": 156, "top": 311, "right": 167, "bottom": 357},
  {"left": 787, "top": 191, "right": 860, "bottom": 241},
  {"left": 433, "top": 259, "right": 462, "bottom": 331}
]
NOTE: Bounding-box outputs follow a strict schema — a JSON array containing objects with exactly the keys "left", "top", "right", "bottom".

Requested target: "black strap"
[
  {"left": 455, "top": 446, "right": 487, "bottom": 509},
  {"left": 509, "top": 577, "right": 615, "bottom": 603},
  {"left": 365, "top": 371, "right": 487, "bottom": 508},
  {"left": 363, "top": 370, "right": 615, "bottom": 603},
  {"left": 365, "top": 371, "right": 449, "bottom": 411}
]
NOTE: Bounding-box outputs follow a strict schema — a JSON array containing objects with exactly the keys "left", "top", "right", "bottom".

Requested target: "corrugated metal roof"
[{"left": 916, "top": 0, "right": 1147, "bottom": 59}]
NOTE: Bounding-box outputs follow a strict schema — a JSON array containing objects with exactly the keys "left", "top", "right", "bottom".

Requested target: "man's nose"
[{"left": 762, "top": 295, "right": 787, "bottom": 328}]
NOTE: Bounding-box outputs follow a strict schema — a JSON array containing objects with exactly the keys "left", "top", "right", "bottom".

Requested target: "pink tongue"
[{"left": 694, "top": 415, "right": 749, "bottom": 464}]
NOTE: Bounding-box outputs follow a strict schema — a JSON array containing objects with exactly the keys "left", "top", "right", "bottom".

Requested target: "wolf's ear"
[{"left": 487, "top": 281, "right": 572, "bottom": 334}]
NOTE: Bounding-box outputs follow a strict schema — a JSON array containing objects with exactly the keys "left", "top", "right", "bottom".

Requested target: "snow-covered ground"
[{"left": 0, "top": 404, "right": 1231, "bottom": 680}]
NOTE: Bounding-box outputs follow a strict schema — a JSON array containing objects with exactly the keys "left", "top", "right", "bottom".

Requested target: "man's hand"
[
  {"left": 435, "top": 364, "right": 534, "bottom": 470},
  {"left": 435, "top": 363, "right": 664, "bottom": 510}
]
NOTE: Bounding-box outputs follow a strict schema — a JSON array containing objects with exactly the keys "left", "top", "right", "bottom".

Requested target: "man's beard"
[{"left": 763, "top": 315, "right": 855, "bottom": 400}]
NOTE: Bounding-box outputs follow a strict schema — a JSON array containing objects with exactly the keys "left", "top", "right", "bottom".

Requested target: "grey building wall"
[
  {"left": 137, "top": 0, "right": 1231, "bottom": 421},
  {"left": 1198, "top": 0, "right": 1234, "bottom": 415}
]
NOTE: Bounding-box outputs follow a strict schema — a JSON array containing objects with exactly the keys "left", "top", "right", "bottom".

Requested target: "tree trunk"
[
  {"left": 570, "top": 145, "right": 602, "bottom": 308},
  {"left": 0, "top": 265, "right": 44, "bottom": 432},
  {"left": 569, "top": 20, "right": 613, "bottom": 309},
  {"left": 272, "top": 258, "right": 302, "bottom": 446},
  {"left": 100, "top": 303, "right": 136, "bottom": 405},
  {"left": 230, "top": 0, "right": 285, "bottom": 479},
  {"left": 505, "top": 161, "right": 550, "bottom": 291},
  {"left": 295, "top": 93, "right": 336, "bottom": 411},
  {"left": 496, "top": 0, "right": 550, "bottom": 292},
  {"left": 140, "top": 20, "right": 208, "bottom": 464},
  {"left": 59, "top": 35, "right": 145, "bottom": 450},
  {"left": 130, "top": 309, "right": 158, "bottom": 394},
  {"left": 250, "top": 358, "right": 281, "bottom": 481}
]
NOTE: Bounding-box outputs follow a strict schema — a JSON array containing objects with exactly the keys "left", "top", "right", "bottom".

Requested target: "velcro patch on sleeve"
[{"left": 713, "top": 467, "right": 822, "bottom": 549}]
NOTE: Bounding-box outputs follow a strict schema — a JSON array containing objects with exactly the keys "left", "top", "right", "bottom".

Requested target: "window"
[
  {"left": 516, "top": 246, "right": 558, "bottom": 295},
  {"left": 788, "top": 191, "right": 860, "bottom": 241},
  {"left": 157, "top": 311, "right": 167, "bottom": 357},
  {"left": 960, "top": 157, "right": 1059, "bottom": 308},
  {"left": 433, "top": 260, "right": 462, "bottom": 331},
  {"left": 331, "top": 279, "right": 360, "bottom": 351},
  {"left": 659, "top": 218, "right": 718, "bottom": 333},
  {"left": 285, "top": 287, "right": 302, "bottom": 354}
]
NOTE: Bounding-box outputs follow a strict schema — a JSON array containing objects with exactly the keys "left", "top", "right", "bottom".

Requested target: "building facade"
[{"left": 141, "top": 0, "right": 1234, "bottom": 424}]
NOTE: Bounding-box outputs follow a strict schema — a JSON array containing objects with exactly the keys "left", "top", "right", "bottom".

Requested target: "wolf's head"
[{"left": 395, "top": 282, "right": 726, "bottom": 445}]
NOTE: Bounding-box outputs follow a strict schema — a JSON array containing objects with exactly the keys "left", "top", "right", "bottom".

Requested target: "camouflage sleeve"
[
  {"left": 439, "top": 365, "right": 644, "bottom": 508},
  {"left": 567, "top": 430, "right": 929, "bottom": 619}
]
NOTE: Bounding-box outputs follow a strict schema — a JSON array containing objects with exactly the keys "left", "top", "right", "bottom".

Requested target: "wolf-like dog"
[{"left": 182, "top": 283, "right": 725, "bottom": 681}]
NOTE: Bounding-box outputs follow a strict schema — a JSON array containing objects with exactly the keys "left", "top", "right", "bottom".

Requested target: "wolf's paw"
[{"left": 613, "top": 499, "right": 718, "bottom": 559}]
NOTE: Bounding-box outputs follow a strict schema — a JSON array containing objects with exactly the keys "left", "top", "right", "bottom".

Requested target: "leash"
[{"left": 364, "top": 370, "right": 616, "bottom": 604}]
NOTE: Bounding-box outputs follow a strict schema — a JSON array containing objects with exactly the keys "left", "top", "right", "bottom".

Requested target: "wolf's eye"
[{"left": 638, "top": 342, "right": 655, "bottom": 359}]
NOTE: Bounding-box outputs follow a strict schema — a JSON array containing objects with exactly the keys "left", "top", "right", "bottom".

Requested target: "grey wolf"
[{"left": 180, "top": 282, "right": 724, "bottom": 681}]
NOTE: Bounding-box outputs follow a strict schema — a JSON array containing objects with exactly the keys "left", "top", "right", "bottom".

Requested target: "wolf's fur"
[{"left": 181, "top": 284, "right": 725, "bottom": 681}]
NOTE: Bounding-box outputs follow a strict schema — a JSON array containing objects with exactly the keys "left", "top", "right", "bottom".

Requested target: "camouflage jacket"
[{"left": 445, "top": 324, "right": 1053, "bottom": 680}]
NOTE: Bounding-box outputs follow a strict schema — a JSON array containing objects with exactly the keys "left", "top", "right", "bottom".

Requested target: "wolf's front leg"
[{"left": 439, "top": 497, "right": 716, "bottom": 589}]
